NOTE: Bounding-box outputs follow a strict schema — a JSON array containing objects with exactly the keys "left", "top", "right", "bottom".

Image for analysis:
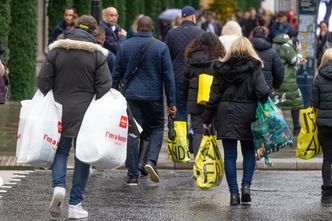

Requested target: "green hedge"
[
  {"left": 0, "top": 0, "right": 11, "bottom": 62},
  {"left": 73, "top": 0, "right": 90, "bottom": 16},
  {"left": 8, "top": 0, "right": 37, "bottom": 100}
]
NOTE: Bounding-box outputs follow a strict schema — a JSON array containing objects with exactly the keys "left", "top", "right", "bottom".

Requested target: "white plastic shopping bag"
[
  {"left": 76, "top": 89, "right": 129, "bottom": 169},
  {"left": 16, "top": 90, "right": 62, "bottom": 168}
]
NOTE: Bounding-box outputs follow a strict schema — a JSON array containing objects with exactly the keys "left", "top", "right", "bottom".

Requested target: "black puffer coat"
[
  {"left": 202, "top": 57, "right": 270, "bottom": 140},
  {"left": 251, "top": 36, "right": 284, "bottom": 92},
  {"left": 38, "top": 28, "right": 112, "bottom": 137},
  {"left": 312, "top": 60, "right": 332, "bottom": 127},
  {"left": 185, "top": 50, "right": 215, "bottom": 114}
]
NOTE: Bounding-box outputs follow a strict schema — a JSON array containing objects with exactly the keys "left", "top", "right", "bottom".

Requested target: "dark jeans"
[
  {"left": 126, "top": 100, "right": 164, "bottom": 179},
  {"left": 52, "top": 136, "right": 90, "bottom": 205},
  {"left": 175, "top": 82, "right": 187, "bottom": 121},
  {"left": 318, "top": 126, "right": 332, "bottom": 186},
  {"left": 222, "top": 139, "right": 256, "bottom": 194},
  {"left": 190, "top": 113, "right": 204, "bottom": 157}
]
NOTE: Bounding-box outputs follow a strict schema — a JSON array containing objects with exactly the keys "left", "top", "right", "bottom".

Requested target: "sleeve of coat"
[
  {"left": 111, "top": 47, "right": 124, "bottom": 89},
  {"left": 161, "top": 45, "right": 176, "bottom": 106},
  {"left": 94, "top": 54, "right": 112, "bottom": 99},
  {"left": 311, "top": 76, "right": 320, "bottom": 108},
  {"left": 271, "top": 51, "right": 284, "bottom": 89},
  {"left": 201, "top": 66, "right": 222, "bottom": 124},
  {"left": 37, "top": 50, "right": 57, "bottom": 95},
  {"left": 280, "top": 44, "right": 300, "bottom": 66},
  {"left": 0, "top": 60, "right": 5, "bottom": 78},
  {"left": 254, "top": 69, "right": 270, "bottom": 103}
]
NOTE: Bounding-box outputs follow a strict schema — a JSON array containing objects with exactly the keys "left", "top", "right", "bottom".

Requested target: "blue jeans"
[
  {"left": 126, "top": 100, "right": 164, "bottom": 179},
  {"left": 175, "top": 82, "right": 187, "bottom": 121},
  {"left": 52, "top": 136, "right": 90, "bottom": 205},
  {"left": 222, "top": 139, "right": 256, "bottom": 194}
]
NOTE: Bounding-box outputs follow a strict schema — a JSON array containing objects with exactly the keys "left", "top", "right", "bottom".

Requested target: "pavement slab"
[{"left": 0, "top": 170, "right": 331, "bottom": 221}]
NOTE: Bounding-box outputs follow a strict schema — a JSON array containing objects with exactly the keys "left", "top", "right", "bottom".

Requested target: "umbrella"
[{"left": 158, "top": 9, "right": 181, "bottom": 21}]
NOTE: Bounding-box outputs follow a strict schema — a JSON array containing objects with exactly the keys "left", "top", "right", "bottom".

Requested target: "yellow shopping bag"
[
  {"left": 296, "top": 107, "right": 322, "bottom": 160},
  {"left": 197, "top": 73, "right": 213, "bottom": 105},
  {"left": 193, "top": 130, "right": 224, "bottom": 190},
  {"left": 167, "top": 121, "right": 190, "bottom": 163}
]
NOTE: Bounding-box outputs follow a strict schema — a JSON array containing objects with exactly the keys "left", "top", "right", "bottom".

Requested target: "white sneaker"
[
  {"left": 68, "top": 202, "right": 88, "bottom": 219},
  {"left": 49, "top": 187, "right": 66, "bottom": 218}
]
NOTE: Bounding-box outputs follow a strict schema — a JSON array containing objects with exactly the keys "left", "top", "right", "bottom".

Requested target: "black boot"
[
  {"left": 138, "top": 139, "right": 149, "bottom": 176},
  {"left": 241, "top": 184, "right": 251, "bottom": 204},
  {"left": 230, "top": 193, "right": 240, "bottom": 205},
  {"left": 321, "top": 185, "right": 332, "bottom": 204},
  {"left": 291, "top": 109, "right": 301, "bottom": 136}
]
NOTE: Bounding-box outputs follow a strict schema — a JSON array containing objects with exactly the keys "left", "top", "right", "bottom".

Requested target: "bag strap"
[{"left": 119, "top": 38, "right": 155, "bottom": 93}]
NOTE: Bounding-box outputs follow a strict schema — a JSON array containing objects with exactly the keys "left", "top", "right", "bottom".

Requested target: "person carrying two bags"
[{"left": 202, "top": 37, "right": 270, "bottom": 205}]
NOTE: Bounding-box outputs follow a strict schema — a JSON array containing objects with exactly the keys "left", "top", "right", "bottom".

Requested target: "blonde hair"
[
  {"left": 222, "top": 37, "right": 263, "bottom": 67},
  {"left": 221, "top": 21, "right": 242, "bottom": 36},
  {"left": 320, "top": 48, "right": 332, "bottom": 69}
]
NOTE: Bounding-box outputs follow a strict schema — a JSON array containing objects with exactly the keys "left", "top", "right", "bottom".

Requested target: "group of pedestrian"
[{"left": 34, "top": 3, "right": 332, "bottom": 220}]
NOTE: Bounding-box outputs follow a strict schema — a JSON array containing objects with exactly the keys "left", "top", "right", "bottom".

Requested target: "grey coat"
[{"left": 38, "top": 28, "right": 112, "bottom": 137}]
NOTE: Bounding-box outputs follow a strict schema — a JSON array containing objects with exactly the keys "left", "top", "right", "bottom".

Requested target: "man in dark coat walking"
[
  {"left": 165, "top": 5, "right": 204, "bottom": 121},
  {"left": 113, "top": 16, "right": 176, "bottom": 185},
  {"left": 250, "top": 26, "right": 284, "bottom": 94},
  {"left": 38, "top": 15, "right": 112, "bottom": 219}
]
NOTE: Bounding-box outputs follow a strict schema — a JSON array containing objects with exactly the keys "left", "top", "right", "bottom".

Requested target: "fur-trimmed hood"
[{"left": 48, "top": 28, "right": 108, "bottom": 56}]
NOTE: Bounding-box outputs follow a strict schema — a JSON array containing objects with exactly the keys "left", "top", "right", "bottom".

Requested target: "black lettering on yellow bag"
[
  {"left": 193, "top": 129, "right": 224, "bottom": 190},
  {"left": 296, "top": 107, "right": 322, "bottom": 160},
  {"left": 167, "top": 120, "right": 190, "bottom": 163}
]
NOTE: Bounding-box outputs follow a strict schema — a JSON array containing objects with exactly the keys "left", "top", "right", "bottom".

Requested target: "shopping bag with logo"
[
  {"left": 76, "top": 89, "right": 131, "bottom": 169},
  {"left": 167, "top": 118, "right": 190, "bottom": 163},
  {"left": 197, "top": 73, "right": 214, "bottom": 105},
  {"left": 296, "top": 107, "right": 321, "bottom": 160},
  {"left": 193, "top": 129, "right": 224, "bottom": 190},
  {"left": 16, "top": 90, "right": 62, "bottom": 168},
  {"left": 251, "top": 98, "right": 293, "bottom": 165}
]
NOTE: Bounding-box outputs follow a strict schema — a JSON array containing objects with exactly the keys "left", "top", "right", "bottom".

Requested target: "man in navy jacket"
[
  {"left": 165, "top": 5, "right": 204, "bottom": 121},
  {"left": 100, "top": 7, "right": 127, "bottom": 54},
  {"left": 113, "top": 16, "right": 176, "bottom": 185}
]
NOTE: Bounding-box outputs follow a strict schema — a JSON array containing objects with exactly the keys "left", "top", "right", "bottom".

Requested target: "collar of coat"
[{"left": 49, "top": 39, "right": 109, "bottom": 57}]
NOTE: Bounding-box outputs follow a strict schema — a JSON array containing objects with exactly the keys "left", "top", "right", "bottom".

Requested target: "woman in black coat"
[
  {"left": 184, "top": 32, "right": 225, "bottom": 156},
  {"left": 202, "top": 37, "right": 270, "bottom": 205},
  {"left": 312, "top": 48, "right": 332, "bottom": 204}
]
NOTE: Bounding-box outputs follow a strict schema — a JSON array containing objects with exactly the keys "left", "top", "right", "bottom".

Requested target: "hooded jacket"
[
  {"left": 251, "top": 36, "right": 284, "bottom": 92},
  {"left": 185, "top": 50, "right": 215, "bottom": 114},
  {"left": 202, "top": 56, "right": 270, "bottom": 140},
  {"left": 38, "top": 28, "right": 112, "bottom": 137},
  {"left": 272, "top": 34, "right": 303, "bottom": 110},
  {"left": 312, "top": 60, "right": 332, "bottom": 127}
]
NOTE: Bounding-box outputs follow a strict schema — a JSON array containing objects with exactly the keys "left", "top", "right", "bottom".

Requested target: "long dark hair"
[{"left": 185, "top": 32, "right": 225, "bottom": 61}]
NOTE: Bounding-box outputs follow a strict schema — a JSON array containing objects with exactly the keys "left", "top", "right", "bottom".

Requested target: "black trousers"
[{"left": 318, "top": 126, "right": 332, "bottom": 186}]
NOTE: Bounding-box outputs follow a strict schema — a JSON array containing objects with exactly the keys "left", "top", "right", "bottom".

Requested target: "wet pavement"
[{"left": 0, "top": 170, "right": 330, "bottom": 221}]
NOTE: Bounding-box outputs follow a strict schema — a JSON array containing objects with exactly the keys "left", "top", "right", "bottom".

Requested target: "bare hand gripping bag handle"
[{"left": 193, "top": 129, "right": 224, "bottom": 190}]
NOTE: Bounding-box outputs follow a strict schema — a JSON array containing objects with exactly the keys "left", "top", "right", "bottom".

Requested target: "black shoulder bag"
[{"left": 118, "top": 38, "right": 155, "bottom": 94}]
